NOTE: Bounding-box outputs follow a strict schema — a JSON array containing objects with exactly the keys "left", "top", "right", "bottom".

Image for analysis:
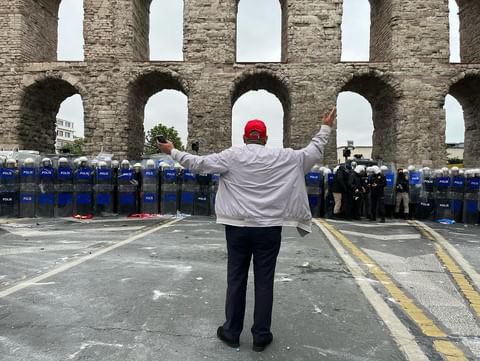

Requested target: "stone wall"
[{"left": 0, "top": 0, "right": 480, "bottom": 168}]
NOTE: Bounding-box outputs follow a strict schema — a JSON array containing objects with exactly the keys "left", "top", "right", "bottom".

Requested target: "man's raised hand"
[{"left": 322, "top": 106, "right": 337, "bottom": 127}]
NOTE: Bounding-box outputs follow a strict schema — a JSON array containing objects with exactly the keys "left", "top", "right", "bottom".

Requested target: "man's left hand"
[{"left": 157, "top": 140, "right": 174, "bottom": 155}]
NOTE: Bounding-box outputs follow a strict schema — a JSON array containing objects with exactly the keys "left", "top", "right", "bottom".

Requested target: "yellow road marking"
[
  {"left": 318, "top": 219, "right": 468, "bottom": 361},
  {"left": 411, "top": 221, "right": 480, "bottom": 318}
]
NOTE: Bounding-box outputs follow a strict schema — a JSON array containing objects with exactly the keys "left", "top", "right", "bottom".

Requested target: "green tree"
[
  {"left": 61, "top": 138, "right": 85, "bottom": 155},
  {"left": 145, "top": 123, "right": 184, "bottom": 155}
]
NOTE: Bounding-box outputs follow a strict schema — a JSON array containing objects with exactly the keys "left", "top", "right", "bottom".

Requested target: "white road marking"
[
  {"left": 416, "top": 221, "right": 480, "bottom": 291},
  {"left": 0, "top": 226, "right": 145, "bottom": 237},
  {"left": 341, "top": 230, "right": 421, "bottom": 241},
  {"left": 0, "top": 218, "right": 182, "bottom": 299},
  {"left": 314, "top": 219, "right": 429, "bottom": 361}
]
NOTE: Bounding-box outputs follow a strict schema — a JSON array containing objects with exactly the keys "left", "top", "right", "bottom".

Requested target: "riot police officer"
[
  {"left": 55, "top": 157, "right": 74, "bottom": 217},
  {"left": 369, "top": 166, "right": 386, "bottom": 222},
  {"left": 37, "top": 157, "right": 55, "bottom": 217},
  {"left": 19, "top": 158, "right": 37, "bottom": 218},
  {"left": 0, "top": 158, "right": 19, "bottom": 217}
]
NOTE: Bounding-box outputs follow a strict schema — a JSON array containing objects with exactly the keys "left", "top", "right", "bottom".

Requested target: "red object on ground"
[
  {"left": 73, "top": 214, "right": 94, "bottom": 220},
  {"left": 128, "top": 213, "right": 162, "bottom": 218}
]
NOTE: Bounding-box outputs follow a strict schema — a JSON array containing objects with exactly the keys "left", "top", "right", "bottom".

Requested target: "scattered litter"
[
  {"left": 196, "top": 277, "right": 203, "bottom": 281},
  {"left": 128, "top": 213, "right": 163, "bottom": 219},
  {"left": 287, "top": 346, "right": 291, "bottom": 350},
  {"left": 73, "top": 214, "right": 94, "bottom": 220},
  {"left": 301, "top": 262, "right": 310, "bottom": 268},
  {"left": 435, "top": 219, "right": 455, "bottom": 225}
]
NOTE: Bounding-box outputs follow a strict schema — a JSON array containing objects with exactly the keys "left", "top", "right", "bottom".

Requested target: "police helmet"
[
  {"left": 5, "top": 158, "right": 16, "bottom": 168},
  {"left": 146, "top": 159, "right": 156, "bottom": 169},
  {"left": 354, "top": 165, "right": 365, "bottom": 174},
  {"left": 41, "top": 157, "right": 52, "bottom": 167},
  {"left": 120, "top": 160, "right": 130, "bottom": 169},
  {"left": 23, "top": 158, "right": 35, "bottom": 167},
  {"left": 58, "top": 157, "right": 69, "bottom": 167}
]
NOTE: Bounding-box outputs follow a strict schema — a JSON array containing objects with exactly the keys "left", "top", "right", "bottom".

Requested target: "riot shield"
[
  {"left": 94, "top": 168, "right": 114, "bottom": 216},
  {"left": 449, "top": 175, "right": 465, "bottom": 223},
  {"left": 305, "top": 170, "right": 322, "bottom": 218},
  {"left": 74, "top": 167, "right": 94, "bottom": 216},
  {"left": 383, "top": 170, "right": 396, "bottom": 218},
  {"left": 19, "top": 166, "right": 37, "bottom": 218},
  {"left": 141, "top": 168, "right": 159, "bottom": 214},
  {"left": 117, "top": 168, "right": 137, "bottom": 216},
  {"left": 408, "top": 170, "right": 422, "bottom": 219},
  {"left": 36, "top": 166, "right": 55, "bottom": 218},
  {"left": 418, "top": 170, "right": 435, "bottom": 220},
  {"left": 194, "top": 174, "right": 211, "bottom": 216},
  {"left": 160, "top": 167, "right": 178, "bottom": 215},
  {"left": 0, "top": 167, "right": 19, "bottom": 217},
  {"left": 434, "top": 174, "right": 451, "bottom": 220},
  {"left": 463, "top": 175, "right": 479, "bottom": 224},
  {"left": 55, "top": 166, "right": 74, "bottom": 217},
  {"left": 179, "top": 169, "right": 195, "bottom": 215}
]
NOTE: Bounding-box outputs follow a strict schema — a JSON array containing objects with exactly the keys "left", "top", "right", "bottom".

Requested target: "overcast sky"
[{"left": 57, "top": 0, "right": 464, "bottom": 149}]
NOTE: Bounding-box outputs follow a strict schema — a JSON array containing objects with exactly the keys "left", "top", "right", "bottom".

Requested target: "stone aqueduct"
[{"left": 0, "top": 0, "right": 479, "bottom": 167}]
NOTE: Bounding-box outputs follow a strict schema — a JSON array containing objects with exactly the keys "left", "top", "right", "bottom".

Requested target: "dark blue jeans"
[{"left": 222, "top": 225, "right": 282, "bottom": 343}]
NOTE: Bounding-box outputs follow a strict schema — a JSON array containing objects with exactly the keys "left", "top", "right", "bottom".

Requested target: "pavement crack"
[{"left": 80, "top": 325, "right": 213, "bottom": 339}]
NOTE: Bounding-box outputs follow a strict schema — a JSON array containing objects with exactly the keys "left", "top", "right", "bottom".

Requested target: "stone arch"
[
  {"left": 444, "top": 71, "right": 480, "bottom": 167},
  {"left": 235, "top": 0, "right": 287, "bottom": 62},
  {"left": 337, "top": 70, "right": 400, "bottom": 163},
  {"left": 19, "top": 73, "right": 87, "bottom": 152},
  {"left": 231, "top": 69, "right": 291, "bottom": 146},
  {"left": 454, "top": 0, "right": 480, "bottom": 63},
  {"left": 128, "top": 70, "right": 189, "bottom": 158}
]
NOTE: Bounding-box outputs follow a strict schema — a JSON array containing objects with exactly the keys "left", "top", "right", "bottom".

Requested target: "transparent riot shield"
[
  {"left": 179, "top": 169, "right": 195, "bottom": 215},
  {"left": 408, "top": 170, "right": 422, "bottom": 219},
  {"left": 194, "top": 174, "right": 211, "bottom": 216},
  {"left": 55, "top": 166, "right": 74, "bottom": 217},
  {"left": 36, "top": 166, "right": 55, "bottom": 218},
  {"left": 463, "top": 175, "right": 479, "bottom": 224},
  {"left": 434, "top": 173, "right": 451, "bottom": 220},
  {"left": 306, "top": 170, "right": 322, "bottom": 217},
  {"left": 160, "top": 167, "right": 178, "bottom": 215},
  {"left": 94, "top": 168, "right": 114, "bottom": 216},
  {"left": 323, "top": 170, "right": 334, "bottom": 218},
  {"left": 141, "top": 168, "right": 159, "bottom": 214},
  {"left": 19, "top": 166, "right": 37, "bottom": 218},
  {"left": 117, "top": 168, "right": 137, "bottom": 216},
  {"left": 418, "top": 169, "right": 435, "bottom": 220},
  {"left": 449, "top": 174, "right": 465, "bottom": 223},
  {"left": 0, "top": 167, "right": 19, "bottom": 217},
  {"left": 74, "top": 167, "right": 94, "bottom": 216},
  {"left": 383, "top": 170, "right": 396, "bottom": 218}
]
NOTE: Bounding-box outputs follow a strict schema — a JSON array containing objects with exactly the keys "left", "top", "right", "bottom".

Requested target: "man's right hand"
[{"left": 322, "top": 106, "right": 337, "bottom": 127}]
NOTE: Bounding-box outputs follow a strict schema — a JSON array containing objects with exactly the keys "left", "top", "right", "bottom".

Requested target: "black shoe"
[
  {"left": 217, "top": 326, "right": 239, "bottom": 348},
  {"left": 253, "top": 335, "right": 273, "bottom": 352}
]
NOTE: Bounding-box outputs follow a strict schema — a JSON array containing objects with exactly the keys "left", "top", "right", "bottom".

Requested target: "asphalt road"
[{"left": 0, "top": 216, "right": 479, "bottom": 360}]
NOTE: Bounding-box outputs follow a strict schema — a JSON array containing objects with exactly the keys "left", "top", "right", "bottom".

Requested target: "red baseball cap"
[{"left": 244, "top": 119, "right": 267, "bottom": 140}]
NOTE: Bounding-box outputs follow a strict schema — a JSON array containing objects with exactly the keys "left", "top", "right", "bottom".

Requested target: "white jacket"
[{"left": 170, "top": 125, "right": 331, "bottom": 235}]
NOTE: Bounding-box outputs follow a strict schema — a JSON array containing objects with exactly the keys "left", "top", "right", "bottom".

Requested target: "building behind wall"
[{"left": 55, "top": 118, "right": 76, "bottom": 153}]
